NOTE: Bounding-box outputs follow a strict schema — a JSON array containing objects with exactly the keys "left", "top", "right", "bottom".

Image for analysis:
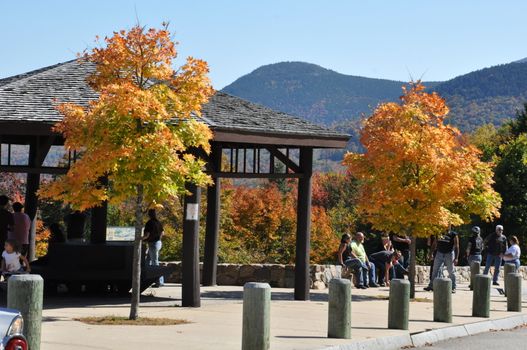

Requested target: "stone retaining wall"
[{"left": 162, "top": 262, "right": 527, "bottom": 289}]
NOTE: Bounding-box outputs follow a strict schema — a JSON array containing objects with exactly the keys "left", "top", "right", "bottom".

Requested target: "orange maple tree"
[
  {"left": 40, "top": 24, "right": 214, "bottom": 319},
  {"left": 344, "top": 83, "right": 501, "bottom": 296}
]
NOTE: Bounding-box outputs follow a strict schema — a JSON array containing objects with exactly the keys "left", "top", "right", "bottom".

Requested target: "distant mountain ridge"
[
  {"left": 223, "top": 61, "right": 440, "bottom": 126},
  {"left": 222, "top": 59, "right": 527, "bottom": 150}
]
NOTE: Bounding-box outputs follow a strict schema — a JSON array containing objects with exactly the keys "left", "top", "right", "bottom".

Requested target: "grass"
[{"left": 75, "top": 316, "right": 190, "bottom": 326}]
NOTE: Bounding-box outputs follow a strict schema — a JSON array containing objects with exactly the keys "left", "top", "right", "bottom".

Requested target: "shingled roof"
[{"left": 0, "top": 60, "right": 349, "bottom": 148}]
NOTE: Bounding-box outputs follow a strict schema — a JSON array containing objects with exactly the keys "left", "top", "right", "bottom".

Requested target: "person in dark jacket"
[
  {"left": 466, "top": 226, "right": 484, "bottom": 289},
  {"left": 483, "top": 225, "right": 508, "bottom": 286},
  {"left": 424, "top": 230, "right": 459, "bottom": 293},
  {"left": 142, "top": 209, "right": 165, "bottom": 287},
  {"left": 466, "top": 226, "right": 483, "bottom": 264}
]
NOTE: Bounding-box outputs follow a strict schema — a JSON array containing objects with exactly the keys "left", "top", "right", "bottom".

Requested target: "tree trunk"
[
  {"left": 409, "top": 234, "right": 417, "bottom": 299},
  {"left": 129, "top": 185, "right": 144, "bottom": 320}
]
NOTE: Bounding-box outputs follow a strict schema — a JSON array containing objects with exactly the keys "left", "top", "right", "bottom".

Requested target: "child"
[{"left": 2, "top": 239, "right": 30, "bottom": 276}]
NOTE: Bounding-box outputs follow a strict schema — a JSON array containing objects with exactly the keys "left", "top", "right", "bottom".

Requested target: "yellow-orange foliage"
[
  {"left": 39, "top": 25, "right": 214, "bottom": 210},
  {"left": 344, "top": 83, "right": 501, "bottom": 237}
]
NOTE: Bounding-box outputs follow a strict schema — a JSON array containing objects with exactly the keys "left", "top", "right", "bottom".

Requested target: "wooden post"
[
  {"left": 8, "top": 275, "right": 44, "bottom": 350},
  {"left": 242, "top": 282, "right": 271, "bottom": 350},
  {"left": 25, "top": 145, "right": 41, "bottom": 262},
  {"left": 294, "top": 147, "right": 313, "bottom": 301},
  {"left": 203, "top": 144, "right": 222, "bottom": 286},
  {"left": 328, "top": 278, "right": 352, "bottom": 339},
  {"left": 182, "top": 183, "right": 201, "bottom": 307},
  {"left": 24, "top": 173, "right": 40, "bottom": 261}
]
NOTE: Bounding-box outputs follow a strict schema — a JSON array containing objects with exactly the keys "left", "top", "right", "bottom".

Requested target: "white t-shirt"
[
  {"left": 2, "top": 251, "right": 21, "bottom": 272},
  {"left": 504, "top": 244, "right": 521, "bottom": 261}
]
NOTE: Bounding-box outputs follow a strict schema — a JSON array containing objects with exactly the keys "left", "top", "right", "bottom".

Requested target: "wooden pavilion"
[{"left": 0, "top": 60, "right": 350, "bottom": 306}]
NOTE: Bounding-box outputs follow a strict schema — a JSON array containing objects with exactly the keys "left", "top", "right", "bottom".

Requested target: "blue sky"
[{"left": 1, "top": 1, "right": 526, "bottom": 88}]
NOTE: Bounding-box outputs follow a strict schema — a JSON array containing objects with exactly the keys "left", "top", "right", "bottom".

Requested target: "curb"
[{"left": 322, "top": 313, "right": 527, "bottom": 350}]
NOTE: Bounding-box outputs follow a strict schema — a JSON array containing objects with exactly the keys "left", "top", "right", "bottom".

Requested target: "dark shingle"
[{"left": 0, "top": 60, "right": 349, "bottom": 142}]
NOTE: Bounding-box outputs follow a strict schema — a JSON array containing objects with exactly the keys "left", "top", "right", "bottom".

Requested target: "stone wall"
[{"left": 163, "top": 262, "right": 527, "bottom": 289}]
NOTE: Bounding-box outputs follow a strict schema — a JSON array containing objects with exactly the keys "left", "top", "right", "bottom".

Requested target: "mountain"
[
  {"left": 223, "top": 62, "right": 439, "bottom": 126},
  {"left": 223, "top": 60, "right": 527, "bottom": 150},
  {"left": 433, "top": 62, "right": 527, "bottom": 131}
]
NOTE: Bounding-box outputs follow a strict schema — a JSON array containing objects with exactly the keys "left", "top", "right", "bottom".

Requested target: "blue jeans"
[
  {"left": 468, "top": 254, "right": 482, "bottom": 265},
  {"left": 505, "top": 259, "right": 520, "bottom": 271},
  {"left": 428, "top": 251, "right": 456, "bottom": 290},
  {"left": 345, "top": 258, "right": 376, "bottom": 286},
  {"left": 483, "top": 254, "right": 502, "bottom": 283},
  {"left": 360, "top": 261, "right": 376, "bottom": 286},
  {"left": 147, "top": 241, "right": 164, "bottom": 286}
]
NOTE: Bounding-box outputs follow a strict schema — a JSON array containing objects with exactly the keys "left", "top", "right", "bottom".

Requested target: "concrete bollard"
[
  {"left": 388, "top": 279, "right": 410, "bottom": 330},
  {"left": 506, "top": 273, "right": 522, "bottom": 312},
  {"left": 242, "top": 282, "right": 271, "bottom": 350},
  {"left": 327, "top": 278, "right": 351, "bottom": 339},
  {"left": 433, "top": 278, "right": 452, "bottom": 323},
  {"left": 469, "top": 261, "right": 480, "bottom": 290},
  {"left": 7, "top": 275, "right": 44, "bottom": 350},
  {"left": 504, "top": 263, "right": 516, "bottom": 296},
  {"left": 472, "top": 274, "right": 491, "bottom": 318}
]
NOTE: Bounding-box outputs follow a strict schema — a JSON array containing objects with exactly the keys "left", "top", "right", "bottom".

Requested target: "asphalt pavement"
[{"left": 416, "top": 326, "right": 527, "bottom": 349}]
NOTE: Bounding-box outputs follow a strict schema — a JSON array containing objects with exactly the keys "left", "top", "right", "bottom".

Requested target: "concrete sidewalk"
[{"left": 40, "top": 281, "right": 527, "bottom": 350}]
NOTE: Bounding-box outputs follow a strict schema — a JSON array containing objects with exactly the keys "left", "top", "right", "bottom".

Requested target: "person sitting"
[
  {"left": 351, "top": 232, "right": 379, "bottom": 288},
  {"left": 502, "top": 235, "right": 521, "bottom": 271},
  {"left": 337, "top": 233, "right": 366, "bottom": 289},
  {"left": 1, "top": 239, "right": 30, "bottom": 278},
  {"left": 370, "top": 250, "right": 406, "bottom": 286}
]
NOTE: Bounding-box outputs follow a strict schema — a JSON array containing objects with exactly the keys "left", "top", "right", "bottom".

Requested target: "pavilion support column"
[
  {"left": 203, "top": 179, "right": 220, "bottom": 286},
  {"left": 182, "top": 183, "right": 201, "bottom": 307},
  {"left": 294, "top": 147, "right": 313, "bottom": 301},
  {"left": 203, "top": 144, "right": 222, "bottom": 286},
  {"left": 25, "top": 173, "right": 40, "bottom": 262},
  {"left": 90, "top": 202, "right": 108, "bottom": 244},
  {"left": 25, "top": 140, "right": 41, "bottom": 262}
]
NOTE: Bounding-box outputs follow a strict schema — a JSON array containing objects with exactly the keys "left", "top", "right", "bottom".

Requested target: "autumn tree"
[
  {"left": 40, "top": 25, "right": 214, "bottom": 319},
  {"left": 344, "top": 83, "right": 501, "bottom": 297}
]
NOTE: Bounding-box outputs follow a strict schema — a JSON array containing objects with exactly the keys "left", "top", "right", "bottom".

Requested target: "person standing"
[
  {"left": 351, "top": 232, "right": 379, "bottom": 288},
  {"left": 0, "top": 195, "right": 13, "bottom": 250},
  {"left": 9, "top": 202, "right": 30, "bottom": 256},
  {"left": 502, "top": 235, "right": 521, "bottom": 271},
  {"left": 424, "top": 230, "right": 459, "bottom": 293},
  {"left": 483, "top": 225, "right": 508, "bottom": 286},
  {"left": 142, "top": 209, "right": 164, "bottom": 287},
  {"left": 390, "top": 233, "right": 411, "bottom": 269},
  {"left": 427, "top": 235, "right": 438, "bottom": 282},
  {"left": 466, "top": 226, "right": 483, "bottom": 265}
]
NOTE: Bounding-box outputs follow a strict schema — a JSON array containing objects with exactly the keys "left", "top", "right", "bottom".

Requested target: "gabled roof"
[{"left": 0, "top": 60, "right": 350, "bottom": 148}]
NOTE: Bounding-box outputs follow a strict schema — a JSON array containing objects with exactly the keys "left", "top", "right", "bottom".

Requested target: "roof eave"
[{"left": 212, "top": 128, "right": 350, "bottom": 148}]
